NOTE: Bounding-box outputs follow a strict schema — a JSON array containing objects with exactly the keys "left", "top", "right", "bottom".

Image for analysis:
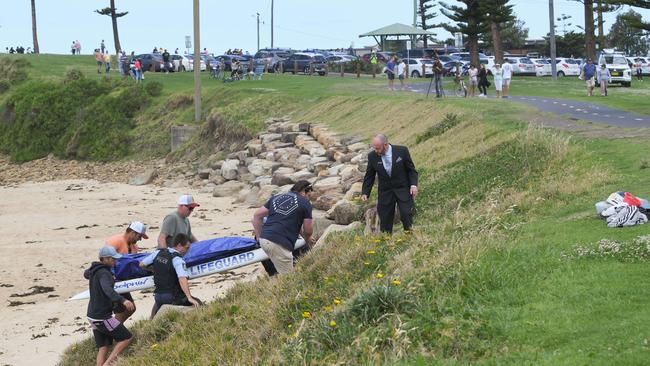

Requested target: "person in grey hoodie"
[{"left": 84, "top": 246, "right": 134, "bottom": 366}]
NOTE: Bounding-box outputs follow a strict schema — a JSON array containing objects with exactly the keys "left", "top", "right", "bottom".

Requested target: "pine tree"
[
  {"left": 417, "top": 0, "right": 437, "bottom": 48},
  {"left": 31, "top": 0, "right": 39, "bottom": 54},
  {"left": 479, "top": 0, "right": 515, "bottom": 64},
  {"left": 95, "top": 0, "right": 128, "bottom": 53},
  {"left": 439, "top": 0, "right": 483, "bottom": 67},
  {"left": 609, "top": 0, "right": 650, "bottom": 31}
]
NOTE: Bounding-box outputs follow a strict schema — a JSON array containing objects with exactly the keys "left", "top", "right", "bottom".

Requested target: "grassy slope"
[{"left": 11, "top": 55, "right": 648, "bottom": 365}]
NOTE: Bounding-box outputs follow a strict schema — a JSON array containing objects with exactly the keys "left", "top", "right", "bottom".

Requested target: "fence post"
[
  {"left": 357, "top": 62, "right": 361, "bottom": 78},
  {"left": 406, "top": 63, "right": 409, "bottom": 79},
  {"left": 340, "top": 62, "right": 344, "bottom": 77},
  {"left": 422, "top": 63, "right": 426, "bottom": 78},
  {"left": 279, "top": 60, "right": 283, "bottom": 74}
]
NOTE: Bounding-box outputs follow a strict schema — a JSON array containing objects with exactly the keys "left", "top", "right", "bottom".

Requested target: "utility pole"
[
  {"left": 193, "top": 0, "right": 201, "bottom": 122},
  {"left": 549, "top": 0, "right": 557, "bottom": 81},
  {"left": 413, "top": 0, "right": 417, "bottom": 28},
  {"left": 271, "top": 0, "right": 274, "bottom": 48},
  {"left": 256, "top": 13, "right": 261, "bottom": 51}
]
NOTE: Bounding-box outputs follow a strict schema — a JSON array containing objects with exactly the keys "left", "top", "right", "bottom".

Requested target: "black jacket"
[
  {"left": 84, "top": 262, "right": 125, "bottom": 319},
  {"left": 153, "top": 249, "right": 183, "bottom": 297},
  {"left": 362, "top": 144, "right": 418, "bottom": 200}
]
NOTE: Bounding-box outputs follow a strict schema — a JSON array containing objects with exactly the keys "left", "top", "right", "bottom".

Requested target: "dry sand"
[{"left": 0, "top": 179, "right": 260, "bottom": 366}]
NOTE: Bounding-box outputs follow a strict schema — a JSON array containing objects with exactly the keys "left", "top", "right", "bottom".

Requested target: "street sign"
[
  {"left": 185, "top": 36, "right": 192, "bottom": 49},
  {"left": 454, "top": 32, "right": 463, "bottom": 48},
  {"left": 406, "top": 40, "right": 411, "bottom": 50}
]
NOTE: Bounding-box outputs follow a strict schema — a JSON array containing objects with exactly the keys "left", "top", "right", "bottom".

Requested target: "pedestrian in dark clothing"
[
  {"left": 162, "top": 49, "right": 171, "bottom": 73},
  {"left": 361, "top": 134, "right": 419, "bottom": 234},
  {"left": 478, "top": 64, "right": 489, "bottom": 97},
  {"left": 433, "top": 58, "right": 444, "bottom": 97},
  {"left": 100, "top": 39, "right": 106, "bottom": 54},
  {"left": 84, "top": 246, "right": 134, "bottom": 366}
]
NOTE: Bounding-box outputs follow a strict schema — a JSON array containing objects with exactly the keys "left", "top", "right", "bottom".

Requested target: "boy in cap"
[
  {"left": 105, "top": 221, "right": 148, "bottom": 322},
  {"left": 140, "top": 233, "right": 201, "bottom": 318},
  {"left": 84, "top": 246, "right": 134, "bottom": 366},
  {"left": 157, "top": 195, "right": 199, "bottom": 249}
]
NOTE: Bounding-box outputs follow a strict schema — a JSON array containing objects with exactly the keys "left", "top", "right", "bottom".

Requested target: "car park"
[
  {"left": 254, "top": 49, "right": 292, "bottom": 72},
  {"left": 505, "top": 57, "right": 536, "bottom": 76},
  {"left": 171, "top": 54, "right": 204, "bottom": 72},
  {"left": 361, "top": 52, "right": 394, "bottom": 63},
  {"left": 449, "top": 52, "right": 488, "bottom": 61},
  {"left": 531, "top": 58, "right": 552, "bottom": 77},
  {"left": 214, "top": 54, "right": 247, "bottom": 71},
  {"left": 182, "top": 54, "right": 206, "bottom": 71},
  {"left": 548, "top": 58, "right": 581, "bottom": 77},
  {"left": 628, "top": 57, "right": 650, "bottom": 75},
  {"left": 597, "top": 50, "right": 632, "bottom": 87},
  {"left": 403, "top": 58, "right": 433, "bottom": 78},
  {"left": 281, "top": 52, "right": 327, "bottom": 75},
  {"left": 135, "top": 53, "right": 164, "bottom": 72},
  {"left": 326, "top": 55, "right": 357, "bottom": 63}
]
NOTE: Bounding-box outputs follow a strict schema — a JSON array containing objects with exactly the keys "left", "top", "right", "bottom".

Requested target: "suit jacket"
[{"left": 362, "top": 144, "right": 418, "bottom": 200}]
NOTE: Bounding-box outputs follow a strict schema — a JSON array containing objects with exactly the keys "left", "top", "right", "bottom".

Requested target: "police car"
[{"left": 597, "top": 49, "right": 632, "bottom": 87}]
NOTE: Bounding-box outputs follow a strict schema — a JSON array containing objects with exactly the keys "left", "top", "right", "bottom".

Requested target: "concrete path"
[{"left": 409, "top": 82, "right": 650, "bottom": 128}]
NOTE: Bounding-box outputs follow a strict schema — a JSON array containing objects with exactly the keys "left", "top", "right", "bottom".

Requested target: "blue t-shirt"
[
  {"left": 583, "top": 63, "right": 597, "bottom": 79},
  {"left": 261, "top": 192, "right": 312, "bottom": 251},
  {"left": 386, "top": 61, "right": 396, "bottom": 74}
]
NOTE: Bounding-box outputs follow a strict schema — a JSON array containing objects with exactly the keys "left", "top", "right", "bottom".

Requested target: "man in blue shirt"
[
  {"left": 386, "top": 56, "right": 396, "bottom": 91},
  {"left": 582, "top": 58, "right": 597, "bottom": 96},
  {"left": 139, "top": 233, "right": 201, "bottom": 318},
  {"left": 252, "top": 180, "right": 314, "bottom": 275}
]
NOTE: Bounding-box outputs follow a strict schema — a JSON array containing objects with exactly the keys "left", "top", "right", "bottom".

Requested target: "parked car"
[
  {"left": 504, "top": 57, "right": 535, "bottom": 76},
  {"left": 254, "top": 49, "right": 292, "bottom": 72},
  {"left": 180, "top": 54, "right": 206, "bottom": 71},
  {"left": 135, "top": 53, "right": 164, "bottom": 72},
  {"left": 449, "top": 52, "right": 488, "bottom": 61},
  {"left": 361, "top": 52, "right": 394, "bottom": 63},
  {"left": 326, "top": 55, "right": 357, "bottom": 64},
  {"left": 281, "top": 52, "right": 327, "bottom": 75},
  {"left": 443, "top": 60, "right": 469, "bottom": 76},
  {"left": 395, "top": 48, "right": 441, "bottom": 59},
  {"left": 531, "top": 58, "right": 552, "bottom": 77},
  {"left": 597, "top": 51, "right": 632, "bottom": 87},
  {"left": 214, "top": 54, "right": 247, "bottom": 71},
  {"left": 628, "top": 57, "right": 650, "bottom": 75},
  {"left": 402, "top": 58, "right": 434, "bottom": 78},
  {"left": 171, "top": 54, "right": 203, "bottom": 72},
  {"left": 547, "top": 57, "right": 581, "bottom": 77},
  {"left": 437, "top": 54, "right": 460, "bottom": 63}
]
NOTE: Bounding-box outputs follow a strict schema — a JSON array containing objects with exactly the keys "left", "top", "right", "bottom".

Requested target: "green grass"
[{"left": 6, "top": 54, "right": 650, "bottom": 365}]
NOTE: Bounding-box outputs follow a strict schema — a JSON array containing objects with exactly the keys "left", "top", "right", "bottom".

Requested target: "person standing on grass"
[
  {"left": 582, "top": 58, "right": 597, "bottom": 97},
  {"left": 433, "top": 57, "right": 444, "bottom": 98},
  {"left": 100, "top": 39, "right": 105, "bottom": 54},
  {"left": 636, "top": 61, "right": 643, "bottom": 82},
  {"left": 478, "top": 64, "right": 489, "bottom": 97},
  {"left": 252, "top": 180, "right": 315, "bottom": 275},
  {"left": 468, "top": 64, "right": 478, "bottom": 97},
  {"left": 162, "top": 49, "right": 171, "bottom": 73},
  {"left": 361, "top": 134, "right": 419, "bottom": 234},
  {"left": 501, "top": 59, "right": 513, "bottom": 98},
  {"left": 140, "top": 233, "right": 201, "bottom": 318},
  {"left": 397, "top": 58, "right": 407, "bottom": 90},
  {"left": 71, "top": 41, "right": 76, "bottom": 55},
  {"left": 103, "top": 51, "right": 111, "bottom": 74},
  {"left": 95, "top": 49, "right": 104, "bottom": 74},
  {"left": 84, "top": 246, "right": 134, "bottom": 366},
  {"left": 493, "top": 63, "right": 503, "bottom": 99},
  {"left": 386, "top": 56, "right": 396, "bottom": 91},
  {"left": 119, "top": 51, "right": 127, "bottom": 76},
  {"left": 597, "top": 63, "right": 611, "bottom": 97},
  {"left": 158, "top": 195, "right": 199, "bottom": 249},
  {"left": 134, "top": 58, "right": 142, "bottom": 83},
  {"left": 75, "top": 40, "right": 81, "bottom": 55}
]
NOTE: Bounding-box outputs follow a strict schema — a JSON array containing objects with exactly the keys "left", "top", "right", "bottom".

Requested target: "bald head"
[{"left": 372, "top": 134, "right": 389, "bottom": 156}]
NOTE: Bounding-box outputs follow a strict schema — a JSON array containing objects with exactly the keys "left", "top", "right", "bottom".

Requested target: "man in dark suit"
[{"left": 361, "top": 134, "right": 418, "bottom": 233}]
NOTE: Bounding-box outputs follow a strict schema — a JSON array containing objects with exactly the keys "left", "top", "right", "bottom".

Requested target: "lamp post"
[
  {"left": 256, "top": 13, "right": 261, "bottom": 51},
  {"left": 549, "top": 0, "right": 558, "bottom": 81},
  {"left": 271, "top": 0, "right": 274, "bottom": 48},
  {"left": 193, "top": 0, "right": 201, "bottom": 122}
]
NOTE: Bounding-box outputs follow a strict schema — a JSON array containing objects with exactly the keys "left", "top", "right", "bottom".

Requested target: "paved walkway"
[{"left": 409, "top": 82, "right": 650, "bottom": 128}]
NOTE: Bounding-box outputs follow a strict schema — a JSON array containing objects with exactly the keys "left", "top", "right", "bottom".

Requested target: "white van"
[{"left": 597, "top": 51, "right": 632, "bottom": 87}]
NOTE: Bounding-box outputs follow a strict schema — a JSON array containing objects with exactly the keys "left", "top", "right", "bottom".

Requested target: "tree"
[
  {"left": 31, "top": 0, "right": 39, "bottom": 54},
  {"left": 595, "top": 1, "right": 621, "bottom": 47},
  {"left": 95, "top": 0, "right": 128, "bottom": 53},
  {"left": 439, "top": 0, "right": 483, "bottom": 66},
  {"left": 479, "top": 0, "right": 515, "bottom": 63},
  {"left": 584, "top": 0, "right": 597, "bottom": 59},
  {"left": 417, "top": 0, "right": 438, "bottom": 47},
  {"left": 608, "top": 9, "right": 650, "bottom": 55},
  {"left": 482, "top": 18, "right": 528, "bottom": 53},
  {"left": 611, "top": 0, "right": 650, "bottom": 31},
  {"left": 541, "top": 31, "right": 586, "bottom": 58}
]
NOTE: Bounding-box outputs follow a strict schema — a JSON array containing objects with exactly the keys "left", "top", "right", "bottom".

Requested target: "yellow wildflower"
[
  {"left": 377, "top": 272, "right": 384, "bottom": 279},
  {"left": 150, "top": 343, "right": 159, "bottom": 350},
  {"left": 323, "top": 306, "right": 333, "bottom": 312},
  {"left": 392, "top": 279, "right": 401, "bottom": 286},
  {"left": 302, "top": 311, "right": 311, "bottom": 318},
  {"left": 333, "top": 298, "right": 341, "bottom": 305},
  {"left": 329, "top": 320, "right": 337, "bottom": 328},
  {"left": 373, "top": 239, "right": 381, "bottom": 243},
  {"left": 288, "top": 324, "right": 293, "bottom": 329},
  {"left": 367, "top": 250, "right": 376, "bottom": 254},
  {"left": 363, "top": 261, "right": 370, "bottom": 265}
]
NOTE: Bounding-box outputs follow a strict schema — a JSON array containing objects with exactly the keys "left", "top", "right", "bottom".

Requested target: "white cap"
[
  {"left": 128, "top": 221, "right": 148, "bottom": 239},
  {"left": 178, "top": 194, "right": 200, "bottom": 208}
]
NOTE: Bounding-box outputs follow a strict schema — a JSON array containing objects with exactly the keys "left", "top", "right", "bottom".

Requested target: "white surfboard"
[{"left": 69, "top": 239, "right": 305, "bottom": 301}]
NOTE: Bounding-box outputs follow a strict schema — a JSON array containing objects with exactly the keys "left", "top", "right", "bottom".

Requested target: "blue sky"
[{"left": 1, "top": 0, "right": 648, "bottom": 54}]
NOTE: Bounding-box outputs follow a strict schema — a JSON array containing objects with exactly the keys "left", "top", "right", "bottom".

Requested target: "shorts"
[
  {"left": 387, "top": 73, "right": 395, "bottom": 80},
  {"left": 96, "top": 61, "right": 103, "bottom": 66},
  {"left": 398, "top": 74, "right": 405, "bottom": 80},
  {"left": 502, "top": 78, "right": 511, "bottom": 86},
  {"left": 469, "top": 79, "right": 478, "bottom": 87},
  {"left": 260, "top": 238, "right": 294, "bottom": 274},
  {"left": 89, "top": 317, "right": 132, "bottom": 348},
  {"left": 586, "top": 77, "right": 595, "bottom": 88}
]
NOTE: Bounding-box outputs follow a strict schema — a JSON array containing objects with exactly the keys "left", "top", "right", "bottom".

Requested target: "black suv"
[{"left": 280, "top": 53, "right": 327, "bottom": 75}]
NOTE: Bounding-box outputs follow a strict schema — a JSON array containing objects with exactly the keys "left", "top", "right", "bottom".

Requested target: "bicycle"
[
  {"left": 210, "top": 64, "right": 223, "bottom": 80},
  {"left": 454, "top": 74, "right": 468, "bottom": 98}
]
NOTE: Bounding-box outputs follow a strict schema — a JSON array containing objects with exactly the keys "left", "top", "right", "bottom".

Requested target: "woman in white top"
[
  {"left": 501, "top": 59, "right": 513, "bottom": 98},
  {"left": 493, "top": 64, "right": 503, "bottom": 99},
  {"left": 468, "top": 65, "right": 478, "bottom": 97},
  {"left": 397, "top": 59, "right": 407, "bottom": 90}
]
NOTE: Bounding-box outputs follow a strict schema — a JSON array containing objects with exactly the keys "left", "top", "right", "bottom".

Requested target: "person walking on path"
[
  {"left": 105, "top": 221, "right": 148, "bottom": 322},
  {"left": 252, "top": 180, "right": 314, "bottom": 275},
  {"left": 501, "top": 59, "right": 513, "bottom": 98},
  {"left": 361, "top": 134, "right": 419, "bottom": 234},
  {"left": 386, "top": 56, "right": 396, "bottom": 91},
  {"left": 100, "top": 39, "right": 105, "bottom": 54},
  {"left": 433, "top": 57, "right": 444, "bottom": 97},
  {"left": 95, "top": 49, "right": 104, "bottom": 74},
  {"left": 597, "top": 63, "right": 611, "bottom": 97},
  {"left": 582, "top": 58, "right": 597, "bottom": 97},
  {"left": 468, "top": 65, "right": 478, "bottom": 97},
  {"left": 140, "top": 233, "right": 201, "bottom": 318},
  {"left": 477, "top": 64, "right": 489, "bottom": 97},
  {"left": 397, "top": 58, "right": 407, "bottom": 90},
  {"left": 157, "top": 195, "right": 199, "bottom": 249},
  {"left": 493, "top": 63, "right": 503, "bottom": 99},
  {"left": 635, "top": 61, "right": 643, "bottom": 82},
  {"left": 84, "top": 246, "right": 134, "bottom": 366}
]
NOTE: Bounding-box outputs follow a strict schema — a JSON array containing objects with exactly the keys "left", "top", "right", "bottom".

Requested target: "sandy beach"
[{"left": 0, "top": 179, "right": 259, "bottom": 366}]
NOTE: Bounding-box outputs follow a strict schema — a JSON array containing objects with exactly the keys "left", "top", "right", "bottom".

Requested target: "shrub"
[
  {"left": 416, "top": 113, "right": 462, "bottom": 144},
  {"left": 0, "top": 57, "right": 30, "bottom": 93},
  {"left": 64, "top": 68, "right": 85, "bottom": 83},
  {"left": 144, "top": 80, "right": 163, "bottom": 97}
]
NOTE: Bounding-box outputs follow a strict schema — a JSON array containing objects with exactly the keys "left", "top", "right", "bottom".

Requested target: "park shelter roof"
[{"left": 359, "top": 23, "right": 434, "bottom": 37}]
